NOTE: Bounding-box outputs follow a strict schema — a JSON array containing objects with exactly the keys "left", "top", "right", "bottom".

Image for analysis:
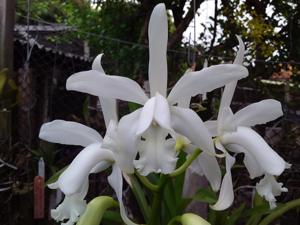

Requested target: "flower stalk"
[
  {"left": 148, "top": 175, "right": 168, "bottom": 225},
  {"left": 170, "top": 148, "right": 202, "bottom": 177},
  {"left": 135, "top": 171, "right": 159, "bottom": 192}
]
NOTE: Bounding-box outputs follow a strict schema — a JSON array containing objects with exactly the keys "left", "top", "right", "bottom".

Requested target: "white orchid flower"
[
  {"left": 48, "top": 179, "right": 89, "bottom": 225},
  {"left": 183, "top": 142, "right": 221, "bottom": 192},
  {"left": 39, "top": 56, "right": 140, "bottom": 225},
  {"left": 66, "top": 3, "right": 248, "bottom": 175},
  {"left": 256, "top": 174, "right": 288, "bottom": 209},
  {"left": 204, "top": 36, "right": 290, "bottom": 210}
]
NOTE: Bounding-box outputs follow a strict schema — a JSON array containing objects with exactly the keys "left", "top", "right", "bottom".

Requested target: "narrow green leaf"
[
  {"left": 225, "top": 203, "right": 246, "bottom": 225},
  {"left": 258, "top": 198, "right": 300, "bottom": 225},
  {"left": 194, "top": 188, "right": 218, "bottom": 204},
  {"left": 45, "top": 166, "right": 67, "bottom": 185},
  {"left": 128, "top": 102, "right": 142, "bottom": 112},
  {"left": 245, "top": 192, "right": 270, "bottom": 225}
]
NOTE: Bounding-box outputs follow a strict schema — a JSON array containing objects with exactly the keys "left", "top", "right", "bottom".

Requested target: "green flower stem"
[
  {"left": 135, "top": 171, "right": 159, "bottom": 192},
  {"left": 167, "top": 216, "right": 182, "bottom": 225},
  {"left": 258, "top": 198, "right": 300, "bottom": 225},
  {"left": 170, "top": 148, "right": 202, "bottom": 177},
  {"left": 148, "top": 175, "right": 168, "bottom": 225},
  {"left": 130, "top": 175, "right": 151, "bottom": 222}
]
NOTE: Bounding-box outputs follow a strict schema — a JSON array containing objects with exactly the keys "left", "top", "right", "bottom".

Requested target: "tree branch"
[
  {"left": 208, "top": 0, "right": 219, "bottom": 54},
  {"left": 168, "top": 0, "right": 204, "bottom": 48}
]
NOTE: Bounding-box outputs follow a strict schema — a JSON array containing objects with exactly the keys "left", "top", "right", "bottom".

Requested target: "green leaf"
[
  {"left": 225, "top": 203, "right": 246, "bottom": 225},
  {"left": 128, "top": 102, "right": 142, "bottom": 112},
  {"left": 77, "top": 196, "right": 119, "bottom": 225},
  {"left": 45, "top": 166, "right": 67, "bottom": 185},
  {"left": 247, "top": 204, "right": 271, "bottom": 216},
  {"left": 245, "top": 192, "right": 270, "bottom": 225},
  {"left": 258, "top": 198, "right": 300, "bottom": 225},
  {"left": 193, "top": 188, "right": 218, "bottom": 204}
]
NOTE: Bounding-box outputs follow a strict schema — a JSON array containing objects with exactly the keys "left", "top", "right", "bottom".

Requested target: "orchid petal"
[
  {"left": 176, "top": 70, "right": 193, "bottom": 108},
  {"left": 202, "top": 60, "right": 208, "bottom": 101},
  {"left": 233, "top": 100, "right": 283, "bottom": 127},
  {"left": 177, "top": 96, "right": 191, "bottom": 108},
  {"left": 215, "top": 139, "right": 227, "bottom": 154},
  {"left": 182, "top": 168, "right": 198, "bottom": 198},
  {"left": 148, "top": 3, "right": 168, "bottom": 97},
  {"left": 137, "top": 94, "right": 172, "bottom": 135},
  {"left": 108, "top": 164, "right": 138, "bottom": 225},
  {"left": 102, "top": 113, "right": 140, "bottom": 174},
  {"left": 66, "top": 70, "right": 148, "bottom": 105},
  {"left": 211, "top": 154, "right": 235, "bottom": 210},
  {"left": 218, "top": 36, "right": 244, "bottom": 111},
  {"left": 218, "top": 107, "right": 236, "bottom": 134},
  {"left": 116, "top": 109, "right": 142, "bottom": 174},
  {"left": 92, "top": 54, "right": 118, "bottom": 127},
  {"left": 233, "top": 35, "right": 245, "bottom": 65},
  {"left": 256, "top": 174, "right": 288, "bottom": 209},
  {"left": 99, "top": 97, "right": 118, "bottom": 128},
  {"left": 90, "top": 161, "right": 111, "bottom": 174},
  {"left": 92, "top": 54, "right": 105, "bottom": 73},
  {"left": 48, "top": 181, "right": 59, "bottom": 189},
  {"left": 204, "top": 120, "right": 218, "bottom": 137},
  {"left": 136, "top": 97, "right": 155, "bottom": 135},
  {"left": 168, "top": 64, "right": 248, "bottom": 104},
  {"left": 218, "top": 81, "right": 237, "bottom": 117},
  {"left": 51, "top": 194, "right": 87, "bottom": 225},
  {"left": 189, "top": 151, "right": 222, "bottom": 192},
  {"left": 153, "top": 94, "right": 172, "bottom": 131},
  {"left": 171, "top": 106, "right": 215, "bottom": 154},
  {"left": 221, "top": 127, "right": 287, "bottom": 176},
  {"left": 134, "top": 126, "right": 177, "bottom": 175},
  {"left": 58, "top": 143, "right": 114, "bottom": 195},
  {"left": 39, "top": 120, "right": 102, "bottom": 147},
  {"left": 226, "top": 143, "right": 263, "bottom": 179},
  {"left": 51, "top": 179, "right": 89, "bottom": 225}
]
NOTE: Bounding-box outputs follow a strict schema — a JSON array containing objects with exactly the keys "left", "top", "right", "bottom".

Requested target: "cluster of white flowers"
[{"left": 39, "top": 3, "right": 290, "bottom": 225}]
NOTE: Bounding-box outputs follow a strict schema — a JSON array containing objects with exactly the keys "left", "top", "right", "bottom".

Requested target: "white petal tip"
[
  {"left": 92, "top": 54, "right": 105, "bottom": 72},
  {"left": 48, "top": 182, "right": 59, "bottom": 189},
  {"left": 285, "top": 163, "right": 292, "bottom": 169},
  {"left": 153, "top": 3, "right": 166, "bottom": 11}
]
